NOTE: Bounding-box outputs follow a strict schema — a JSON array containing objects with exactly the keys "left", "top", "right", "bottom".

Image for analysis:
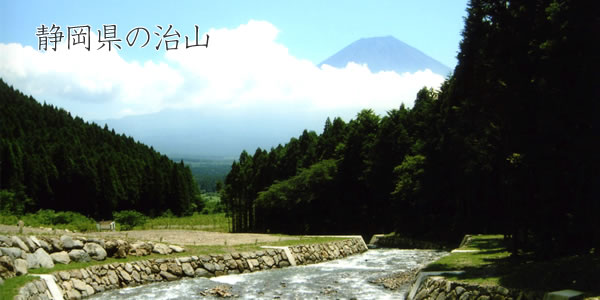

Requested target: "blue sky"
[
  {"left": 1, "top": 0, "right": 467, "bottom": 67},
  {"left": 0, "top": 1, "right": 469, "bottom": 121}
]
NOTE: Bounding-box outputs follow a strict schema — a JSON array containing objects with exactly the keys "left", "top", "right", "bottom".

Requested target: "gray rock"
[
  {"left": 203, "top": 262, "right": 215, "bottom": 272},
  {"left": 72, "top": 239, "right": 84, "bottom": 249},
  {"left": 0, "top": 255, "right": 16, "bottom": 279},
  {"left": 169, "top": 245, "right": 185, "bottom": 253},
  {"left": 48, "top": 238, "right": 63, "bottom": 252},
  {"left": 51, "top": 251, "right": 71, "bottom": 264},
  {"left": 86, "top": 238, "right": 105, "bottom": 248},
  {"left": 11, "top": 236, "right": 30, "bottom": 252},
  {"left": 25, "top": 253, "right": 41, "bottom": 269},
  {"left": 106, "top": 270, "right": 119, "bottom": 285},
  {"left": 58, "top": 271, "right": 70, "bottom": 280},
  {"left": 30, "top": 236, "right": 52, "bottom": 253},
  {"left": 14, "top": 258, "right": 28, "bottom": 275},
  {"left": 262, "top": 256, "right": 275, "bottom": 267},
  {"left": 181, "top": 263, "right": 194, "bottom": 276},
  {"left": 152, "top": 243, "right": 172, "bottom": 255},
  {"left": 72, "top": 278, "right": 87, "bottom": 291},
  {"left": 159, "top": 271, "right": 178, "bottom": 281},
  {"left": 34, "top": 248, "right": 54, "bottom": 268},
  {"left": 69, "top": 249, "right": 91, "bottom": 263},
  {"left": 1, "top": 247, "right": 24, "bottom": 259},
  {"left": 22, "top": 236, "right": 38, "bottom": 252},
  {"left": 459, "top": 292, "right": 472, "bottom": 300},
  {"left": 279, "top": 261, "right": 290, "bottom": 267},
  {"left": 456, "top": 286, "right": 466, "bottom": 296},
  {"left": 60, "top": 235, "right": 75, "bottom": 249},
  {"left": 0, "top": 235, "right": 12, "bottom": 247},
  {"left": 119, "top": 268, "right": 132, "bottom": 282},
  {"left": 65, "top": 288, "right": 82, "bottom": 300},
  {"left": 129, "top": 242, "right": 152, "bottom": 256},
  {"left": 195, "top": 268, "right": 211, "bottom": 277},
  {"left": 83, "top": 242, "right": 107, "bottom": 260}
]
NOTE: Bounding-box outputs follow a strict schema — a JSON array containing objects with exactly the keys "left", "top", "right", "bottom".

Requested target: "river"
[{"left": 89, "top": 249, "right": 447, "bottom": 299}]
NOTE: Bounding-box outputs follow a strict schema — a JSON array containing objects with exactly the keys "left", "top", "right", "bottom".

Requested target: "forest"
[
  {"left": 221, "top": 0, "right": 599, "bottom": 257},
  {"left": 0, "top": 81, "right": 201, "bottom": 219}
]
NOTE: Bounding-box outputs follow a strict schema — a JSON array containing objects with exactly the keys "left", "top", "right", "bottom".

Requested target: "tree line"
[
  {"left": 0, "top": 80, "right": 201, "bottom": 219},
  {"left": 222, "top": 0, "right": 599, "bottom": 257}
]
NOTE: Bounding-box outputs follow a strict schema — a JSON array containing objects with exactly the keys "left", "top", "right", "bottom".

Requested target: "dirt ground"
[{"left": 0, "top": 224, "right": 299, "bottom": 246}]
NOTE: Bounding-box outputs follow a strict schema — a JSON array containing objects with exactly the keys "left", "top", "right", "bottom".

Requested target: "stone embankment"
[
  {"left": 13, "top": 238, "right": 367, "bottom": 300},
  {"left": 0, "top": 234, "right": 184, "bottom": 284},
  {"left": 411, "top": 276, "right": 543, "bottom": 300}
]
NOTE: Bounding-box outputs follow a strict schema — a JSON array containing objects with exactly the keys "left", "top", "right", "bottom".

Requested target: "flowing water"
[{"left": 89, "top": 249, "right": 447, "bottom": 300}]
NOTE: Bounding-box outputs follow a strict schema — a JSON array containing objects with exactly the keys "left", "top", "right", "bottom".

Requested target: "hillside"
[{"left": 0, "top": 79, "right": 200, "bottom": 218}]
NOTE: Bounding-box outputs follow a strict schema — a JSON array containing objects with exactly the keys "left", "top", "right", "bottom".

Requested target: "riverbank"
[
  {"left": 418, "top": 234, "right": 600, "bottom": 299},
  {"left": 8, "top": 237, "right": 367, "bottom": 299}
]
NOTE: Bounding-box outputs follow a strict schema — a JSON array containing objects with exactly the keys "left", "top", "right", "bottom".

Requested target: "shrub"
[{"left": 113, "top": 210, "right": 147, "bottom": 231}]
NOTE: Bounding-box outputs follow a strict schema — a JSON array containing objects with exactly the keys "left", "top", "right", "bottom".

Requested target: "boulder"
[
  {"left": 72, "top": 239, "right": 84, "bottom": 249},
  {"left": 195, "top": 268, "right": 211, "bottom": 277},
  {"left": 104, "top": 240, "right": 118, "bottom": 257},
  {"left": 51, "top": 251, "right": 71, "bottom": 264},
  {"left": 11, "top": 236, "right": 30, "bottom": 252},
  {"left": 159, "top": 271, "right": 178, "bottom": 281},
  {"left": 0, "top": 247, "right": 24, "bottom": 259},
  {"left": 14, "top": 258, "right": 28, "bottom": 275},
  {"left": 182, "top": 263, "right": 194, "bottom": 276},
  {"left": 83, "top": 242, "right": 107, "bottom": 261},
  {"left": 22, "top": 236, "right": 38, "bottom": 252},
  {"left": 48, "top": 237, "right": 63, "bottom": 252},
  {"left": 129, "top": 242, "right": 153, "bottom": 256},
  {"left": 72, "top": 278, "right": 87, "bottom": 291},
  {"left": 106, "top": 240, "right": 129, "bottom": 258},
  {"left": 60, "top": 235, "right": 75, "bottom": 249},
  {"left": 30, "top": 236, "right": 52, "bottom": 252},
  {"left": 69, "top": 249, "right": 91, "bottom": 263},
  {"left": 0, "top": 255, "right": 16, "bottom": 279},
  {"left": 86, "top": 238, "right": 105, "bottom": 248},
  {"left": 169, "top": 245, "right": 185, "bottom": 253},
  {"left": 0, "top": 235, "right": 12, "bottom": 247},
  {"left": 152, "top": 243, "right": 172, "bottom": 255},
  {"left": 25, "top": 253, "right": 40, "bottom": 269},
  {"left": 34, "top": 248, "right": 54, "bottom": 268}
]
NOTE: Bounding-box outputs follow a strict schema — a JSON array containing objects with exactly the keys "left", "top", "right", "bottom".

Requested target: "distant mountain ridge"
[{"left": 319, "top": 36, "right": 451, "bottom": 76}]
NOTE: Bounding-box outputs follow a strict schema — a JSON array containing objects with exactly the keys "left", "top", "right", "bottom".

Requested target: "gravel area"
[{"left": 0, "top": 224, "right": 299, "bottom": 246}]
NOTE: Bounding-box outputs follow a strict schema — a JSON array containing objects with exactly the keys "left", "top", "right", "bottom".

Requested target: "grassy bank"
[
  {"left": 137, "top": 212, "right": 229, "bottom": 232},
  {"left": 424, "top": 235, "right": 600, "bottom": 296}
]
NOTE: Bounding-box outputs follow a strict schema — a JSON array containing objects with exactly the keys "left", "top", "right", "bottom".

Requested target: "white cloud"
[{"left": 0, "top": 20, "right": 445, "bottom": 121}]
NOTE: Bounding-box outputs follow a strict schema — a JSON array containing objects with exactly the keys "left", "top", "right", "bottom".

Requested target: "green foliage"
[
  {"left": 113, "top": 210, "right": 148, "bottom": 231},
  {"left": 201, "top": 193, "right": 225, "bottom": 214},
  {"left": 0, "top": 80, "right": 199, "bottom": 219},
  {"left": 0, "top": 209, "right": 96, "bottom": 232},
  {"left": 220, "top": 0, "right": 599, "bottom": 258}
]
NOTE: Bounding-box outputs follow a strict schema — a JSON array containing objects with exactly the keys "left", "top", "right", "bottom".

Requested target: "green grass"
[
  {"left": 424, "top": 234, "right": 600, "bottom": 295},
  {"left": 137, "top": 213, "right": 229, "bottom": 232},
  {"left": 1, "top": 275, "right": 37, "bottom": 300}
]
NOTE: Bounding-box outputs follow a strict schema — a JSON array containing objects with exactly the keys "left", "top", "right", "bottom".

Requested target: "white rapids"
[{"left": 88, "top": 249, "right": 447, "bottom": 300}]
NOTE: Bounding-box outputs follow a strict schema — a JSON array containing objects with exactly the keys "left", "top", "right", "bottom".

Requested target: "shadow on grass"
[{"left": 425, "top": 235, "right": 600, "bottom": 294}]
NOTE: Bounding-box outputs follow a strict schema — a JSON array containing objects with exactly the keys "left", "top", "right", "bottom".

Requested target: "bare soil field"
[{"left": 0, "top": 224, "right": 299, "bottom": 246}]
